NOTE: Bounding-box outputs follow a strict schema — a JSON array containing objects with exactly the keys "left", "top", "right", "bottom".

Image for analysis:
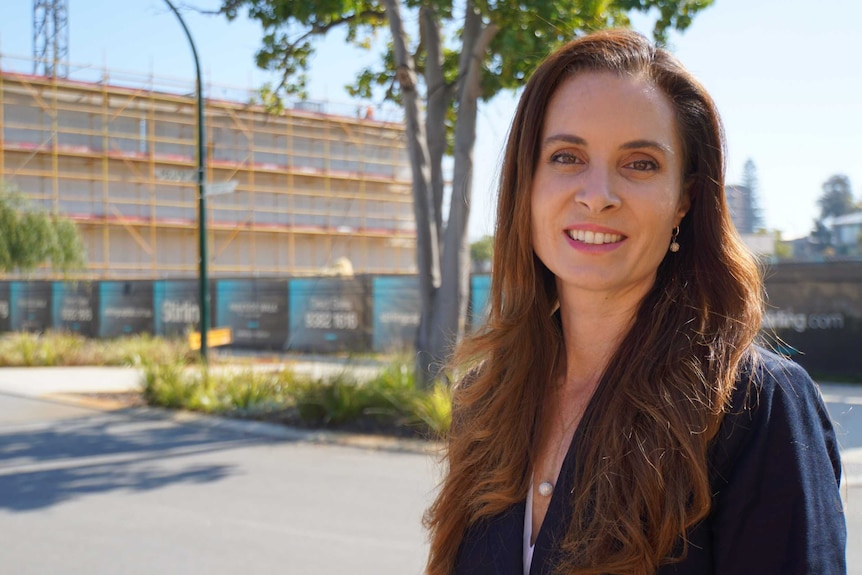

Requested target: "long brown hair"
[{"left": 425, "top": 29, "right": 763, "bottom": 574}]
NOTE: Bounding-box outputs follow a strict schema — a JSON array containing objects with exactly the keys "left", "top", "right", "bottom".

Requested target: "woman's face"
[{"left": 530, "top": 71, "right": 690, "bottom": 303}]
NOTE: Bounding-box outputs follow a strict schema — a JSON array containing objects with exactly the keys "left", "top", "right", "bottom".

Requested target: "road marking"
[{"left": 822, "top": 394, "right": 862, "bottom": 405}]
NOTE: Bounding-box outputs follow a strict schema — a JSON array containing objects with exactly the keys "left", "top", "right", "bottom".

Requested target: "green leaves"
[
  {"left": 221, "top": 0, "right": 715, "bottom": 103},
  {"left": 221, "top": 0, "right": 388, "bottom": 95},
  {"left": 250, "top": 82, "right": 288, "bottom": 113},
  {"left": 818, "top": 174, "right": 858, "bottom": 220},
  {"left": 0, "top": 182, "right": 87, "bottom": 275},
  {"left": 614, "top": 0, "right": 715, "bottom": 44},
  {"left": 470, "top": 235, "right": 493, "bottom": 263},
  {"left": 49, "top": 216, "right": 87, "bottom": 273}
]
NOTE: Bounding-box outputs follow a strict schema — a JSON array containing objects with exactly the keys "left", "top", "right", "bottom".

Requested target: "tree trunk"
[
  {"left": 385, "top": 0, "right": 498, "bottom": 388},
  {"left": 420, "top": 7, "right": 448, "bottom": 243},
  {"left": 430, "top": 3, "right": 498, "bottom": 380},
  {"left": 383, "top": 0, "right": 443, "bottom": 389}
]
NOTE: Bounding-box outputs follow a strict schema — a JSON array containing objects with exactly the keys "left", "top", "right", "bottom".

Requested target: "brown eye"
[
  {"left": 550, "top": 151, "right": 582, "bottom": 164},
  {"left": 628, "top": 159, "right": 658, "bottom": 171}
]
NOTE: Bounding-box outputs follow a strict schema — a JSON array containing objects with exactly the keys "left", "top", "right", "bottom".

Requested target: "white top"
[{"left": 523, "top": 479, "right": 535, "bottom": 575}]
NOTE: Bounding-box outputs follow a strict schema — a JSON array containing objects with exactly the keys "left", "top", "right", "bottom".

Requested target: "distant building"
[
  {"left": 0, "top": 61, "right": 415, "bottom": 279},
  {"left": 785, "top": 236, "right": 821, "bottom": 260},
  {"left": 725, "top": 183, "right": 774, "bottom": 257},
  {"left": 725, "top": 184, "right": 756, "bottom": 234},
  {"left": 829, "top": 212, "right": 862, "bottom": 255},
  {"left": 740, "top": 233, "right": 775, "bottom": 257}
]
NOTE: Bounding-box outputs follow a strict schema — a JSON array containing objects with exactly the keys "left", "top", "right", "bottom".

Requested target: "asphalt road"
[
  {"left": 1, "top": 373, "right": 860, "bottom": 573},
  {"left": 0, "top": 392, "right": 438, "bottom": 575}
]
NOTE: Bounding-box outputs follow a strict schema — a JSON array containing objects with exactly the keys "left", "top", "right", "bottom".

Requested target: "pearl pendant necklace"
[{"left": 537, "top": 481, "right": 554, "bottom": 497}]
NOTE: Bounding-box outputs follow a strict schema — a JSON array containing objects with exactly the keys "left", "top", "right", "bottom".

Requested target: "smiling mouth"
[{"left": 566, "top": 229, "right": 623, "bottom": 245}]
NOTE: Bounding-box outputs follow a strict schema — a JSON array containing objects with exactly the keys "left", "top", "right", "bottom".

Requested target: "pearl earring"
[{"left": 669, "top": 226, "right": 680, "bottom": 253}]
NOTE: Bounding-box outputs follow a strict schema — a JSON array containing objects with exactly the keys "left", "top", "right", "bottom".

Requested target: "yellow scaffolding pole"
[{"left": 1, "top": 65, "right": 415, "bottom": 280}]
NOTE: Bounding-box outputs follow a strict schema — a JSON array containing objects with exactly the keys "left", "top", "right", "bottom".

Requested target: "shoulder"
[
  {"left": 722, "top": 345, "right": 829, "bottom": 423},
  {"left": 705, "top": 354, "right": 846, "bottom": 571},
  {"left": 729, "top": 346, "right": 833, "bottom": 431},
  {"left": 742, "top": 345, "right": 822, "bottom": 401},
  {"left": 711, "top": 345, "right": 841, "bottom": 486}
]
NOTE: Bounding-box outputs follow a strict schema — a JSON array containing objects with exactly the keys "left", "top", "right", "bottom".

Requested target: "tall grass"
[
  {"left": 0, "top": 330, "right": 197, "bottom": 367},
  {"left": 0, "top": 330, "right": 452, "bottom": 437},
  {"left": 142, "top": 357, "right": 452, "bottom": 436}
]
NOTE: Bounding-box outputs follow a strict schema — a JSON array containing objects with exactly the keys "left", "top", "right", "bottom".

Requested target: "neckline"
[
  {"left": 524, "top": 479, "right": 536, "bottom": 575},
  {"left": 526, "top": 401, "right": 591, "bottom": 569}
]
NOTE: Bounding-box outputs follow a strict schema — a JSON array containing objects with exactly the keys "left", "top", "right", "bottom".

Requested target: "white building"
[{"left": 830, "top": 212, "right": 862, "bottom": 254}]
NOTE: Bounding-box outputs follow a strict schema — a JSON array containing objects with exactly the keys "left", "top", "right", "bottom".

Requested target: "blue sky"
[{"left": 1, "top": 0, "right": 860, "bottom": 241}]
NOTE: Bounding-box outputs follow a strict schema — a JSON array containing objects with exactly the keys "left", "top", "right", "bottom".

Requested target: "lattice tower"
[{"left": 33, "top": 0, "right": 69, "bottom": 77}]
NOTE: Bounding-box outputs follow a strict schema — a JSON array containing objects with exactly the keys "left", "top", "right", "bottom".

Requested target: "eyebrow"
[
  {"left": 620, "top": 139, "right": 673, "bottom": 154},
  {"left": 541, "top": 134, "right": 587, "bottom": 148},
  {"left": 541, "top": 134, "right": 673, "bottom": 155}
]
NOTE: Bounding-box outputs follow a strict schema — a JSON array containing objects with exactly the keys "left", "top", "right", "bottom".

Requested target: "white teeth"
[{"left": 567, "top": 229, "right": 622, "bottom": 244}]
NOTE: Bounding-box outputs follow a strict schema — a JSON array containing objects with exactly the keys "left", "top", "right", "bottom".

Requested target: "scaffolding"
[{"left": 0, "top": 56, "right": 416, "bottom": 279}]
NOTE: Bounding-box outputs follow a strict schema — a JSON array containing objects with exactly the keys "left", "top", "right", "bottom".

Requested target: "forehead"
[{"left": 542, "top": 71, "right": 679, "bottom": 145}]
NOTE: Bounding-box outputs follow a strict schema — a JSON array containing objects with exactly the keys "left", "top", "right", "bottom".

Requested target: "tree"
[
  {"left": 741, "top": 158, "right": 764, "bottom": 232},
  {"left": 771, "top": 230, "right": 793, "bottom": 260},
  {"left": 817, "top": 174, "right": 857, "bottom": 220},
  {"left": 0, "top": 182, "right": 86, "bottom": 275},
  {"left": 470, "top": 235, "right": 493, "bottom": 272},
  {"left": 212, "top": 0, "right": 716, "bottom": 386},
  {"left": 810, "top": 174, "right": 857, "bottom": 257}
]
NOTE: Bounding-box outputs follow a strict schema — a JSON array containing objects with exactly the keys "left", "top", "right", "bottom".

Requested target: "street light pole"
[{"left": 163, "top": 0, "right": 209, "bottom": 361}]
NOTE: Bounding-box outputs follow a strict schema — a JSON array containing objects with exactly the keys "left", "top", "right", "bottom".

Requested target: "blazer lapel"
[
  {"left": 454, "top": 502, "right": 525, "bottom": 575},
  {"left": 530, "top": 424, "right": 584, "bottom": 574}
]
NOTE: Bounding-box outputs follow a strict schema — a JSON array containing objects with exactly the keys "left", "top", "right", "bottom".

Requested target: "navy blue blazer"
[{"left": 453, "top": 349, "right": 846, "bottom": 574}]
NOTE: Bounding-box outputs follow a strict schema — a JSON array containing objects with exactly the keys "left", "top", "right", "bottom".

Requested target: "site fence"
[
  {"left": 0, "top": 275, "right": 490, "bottom": 355},
  {"left": 0, "top": 261, "right": 859, "bottom": 376}
]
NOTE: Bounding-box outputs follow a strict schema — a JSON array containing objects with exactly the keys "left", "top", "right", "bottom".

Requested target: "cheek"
[
  {"left": 529, "top": 206, "right": 553, "bottom": 256},
  {"left": 654, "top": 183, "right": 687, "bottom": 224},
  {"left": 530, "top": 214, "right": 544, "bottom": 251},
  {"left": 530, "top": 177, "right": 560, "bottom": 219},
  {"left": 531, "top": 195, "right": 558, "bottom": 232},
  {"left": 530, "top": 187, "right": 547, "bottom": 227}
]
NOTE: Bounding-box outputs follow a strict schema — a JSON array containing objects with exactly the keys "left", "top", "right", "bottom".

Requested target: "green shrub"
[
  {"left": 220, "top": 368, "right": 292, "bottom": 414},
  {"left": 142, "top": 362, "right": 300, "bottom": 417},
  {"left": 407, "top": 383, "right": 452, "bottom": 435},
  {"left": 0, "top": 329, "right": 458, "bottom": 436},
  {"left": 0, "top": 330, "right": 196, "bottom": 367},
  {"left": 102, "top": 333, "right": 197, "bottom": 367},
  {"left": 0, "top": 330, "right": 454, "bottom": 437},
  {"left": 293, "top": 374, "right": 374, "bottom": 425},
  {"left": 0, "top": 332, "right": 40, "bottom": 366},
  {"left": 0, "top": 331, "right": 97, "bottom": 366},
  {"left": 42, "top": 332, "right": 101, "bottom": 365},
  {"left": 142, "top": 363, "right": 216, "bottom": 411}
]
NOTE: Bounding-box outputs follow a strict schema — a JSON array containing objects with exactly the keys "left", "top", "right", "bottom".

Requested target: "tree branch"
[
  {"left": 453, "top": 2, "right": 497, "bottom": 101},
  {"left": 308, "top": 9, "right": 388, "bottom": 36},
  {"left": 467, "top": 21, "right": 498, "bottom": 99}
]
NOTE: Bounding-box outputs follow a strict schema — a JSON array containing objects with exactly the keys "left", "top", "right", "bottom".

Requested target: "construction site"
[{"left": 0, "top": 2, "right": 416, "bottom": 280}]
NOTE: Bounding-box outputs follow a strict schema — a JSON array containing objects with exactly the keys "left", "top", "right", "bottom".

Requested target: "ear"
[{"left": 675, "top": 180, "right": 693, "bottom": 225}]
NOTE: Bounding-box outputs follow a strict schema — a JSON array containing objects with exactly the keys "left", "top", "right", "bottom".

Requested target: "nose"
[{"left": 574, "top": 166, "right": 620, "bottom": 213}]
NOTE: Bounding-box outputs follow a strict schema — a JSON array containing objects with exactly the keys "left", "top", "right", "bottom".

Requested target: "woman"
[{"left": 424, "top": 29, "right": 845, "bottom": 574}]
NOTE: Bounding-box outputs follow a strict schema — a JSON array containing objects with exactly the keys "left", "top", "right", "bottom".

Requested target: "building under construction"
[{"left": 0, "top": 59, "right": 416, "bottom": 279}]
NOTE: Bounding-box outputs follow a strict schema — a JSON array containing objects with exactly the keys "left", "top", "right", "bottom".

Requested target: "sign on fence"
[{"left": 188, "top": 327, "right": 232, "bottom": 350}]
